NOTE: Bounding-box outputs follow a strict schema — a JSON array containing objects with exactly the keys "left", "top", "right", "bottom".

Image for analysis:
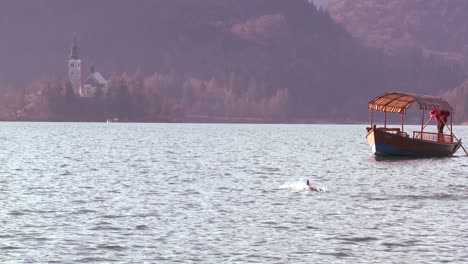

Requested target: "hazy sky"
[
  {"left": 0, "top": 0, "right": 163, "bottom": 86},
  {"left": 0, "top": 0, "right": 344, "bottom": 88}
]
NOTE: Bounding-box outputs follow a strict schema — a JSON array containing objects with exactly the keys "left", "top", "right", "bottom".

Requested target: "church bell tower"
[{"left": 68, "top": 37, "right": 82, "bottom": 95}]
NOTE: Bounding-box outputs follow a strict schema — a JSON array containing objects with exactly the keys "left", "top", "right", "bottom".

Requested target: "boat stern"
[{"left": 366, "top": 128, "right": 377, "bottom": 154}]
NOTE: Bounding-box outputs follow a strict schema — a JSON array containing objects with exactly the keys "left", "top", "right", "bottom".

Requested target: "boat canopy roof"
[{"left": 368, "top": 92, "right": 454, "bottom": 114}]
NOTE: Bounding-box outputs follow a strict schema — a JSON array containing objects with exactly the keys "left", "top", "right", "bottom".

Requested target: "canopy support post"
[
  {"left": 421, "top": 109, "right": 425, "bottom": 135},
  {"left": 401, "top": 112, "right": 404, "bottom": 132},
  {"left": 450, "top": 112, "right": 453, "bottom": 142},
  {"left": 370, "top": 110, "right": 374, "bottom": 127},
  {"left": 384, "top": 112, "right": 387, "bottom": 128}
]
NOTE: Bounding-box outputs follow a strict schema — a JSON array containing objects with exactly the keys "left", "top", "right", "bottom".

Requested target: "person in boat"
[
  {"left": 430, "top": 109, "right": 450, "bottom": 134},
  {"left": 306, "top": 180, "right": 318, "bottom": 191}
]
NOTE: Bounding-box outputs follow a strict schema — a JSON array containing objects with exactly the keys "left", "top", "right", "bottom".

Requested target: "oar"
[
  {"left": 441, "top": 119, "right": 468, "bottom": 156},
  {"left": 422, "top": 115, "right": 433, "bottom": 130},
  {"left": 415, "top": 116, "right": 433, "bottom": 138}
]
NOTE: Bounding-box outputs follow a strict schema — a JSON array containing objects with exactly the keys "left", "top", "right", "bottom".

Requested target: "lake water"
[{"left": 0, "top": 123, "right": 467, "bottom": 263}]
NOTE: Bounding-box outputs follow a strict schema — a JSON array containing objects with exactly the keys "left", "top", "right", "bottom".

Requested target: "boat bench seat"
[
  {"left": 378, "top": 127, "right": 400, "bottom": 133},
  {"left": 376, "top": 127, "right": 409, "bottom": 137}
]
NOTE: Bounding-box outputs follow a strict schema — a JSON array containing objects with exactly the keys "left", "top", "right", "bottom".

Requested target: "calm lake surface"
[{"left": 1, "top": 123, "right": 467, "bottom": 263}]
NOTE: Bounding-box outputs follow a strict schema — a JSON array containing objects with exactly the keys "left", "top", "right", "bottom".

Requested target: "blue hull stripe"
[{"left": 374, "top": 141, "right": 419, "bottom": 156}]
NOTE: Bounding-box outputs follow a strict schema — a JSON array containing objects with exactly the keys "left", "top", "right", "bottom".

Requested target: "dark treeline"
[
  {"left": 0, "top": 72, "right": 288, "bottom": 122},
  {"left": 0, "top": 74, "right": 175, "bottom": 122},
  {"left": 0, "top": 0, "right": 466, "bottom": 122}
]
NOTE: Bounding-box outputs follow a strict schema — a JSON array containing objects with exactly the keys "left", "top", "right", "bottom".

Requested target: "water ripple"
[{"left": 0, "top": 123, "right": 467, "bottom": 263}]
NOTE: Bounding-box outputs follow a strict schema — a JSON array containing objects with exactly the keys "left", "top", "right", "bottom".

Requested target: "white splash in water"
[
  {"left": 280, "top": 181, "right": 309, "bottom": 192},
  {"left": 280, "top": 181, "right": 328, "bottom": 192}
]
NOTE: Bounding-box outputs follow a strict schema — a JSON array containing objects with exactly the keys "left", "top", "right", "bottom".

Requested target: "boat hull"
[{"left": 366, "top": 129, "right": 461, "bottom": 157}]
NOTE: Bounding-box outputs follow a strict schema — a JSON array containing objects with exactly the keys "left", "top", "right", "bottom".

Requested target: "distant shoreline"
[
  {"left": 2, "top": 119, "right": 468, "bottom": 125},
  {"left": 1, "top": 113, "right": 468, "bottom": 125}
]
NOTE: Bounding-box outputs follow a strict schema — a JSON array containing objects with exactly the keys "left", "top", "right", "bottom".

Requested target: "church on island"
[{"left": 68, "top": 38, "right": 108, "bottom": 97}]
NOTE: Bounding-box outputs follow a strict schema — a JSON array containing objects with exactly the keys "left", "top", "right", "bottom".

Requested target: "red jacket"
[{"left": 430, "top": 110, "right": 450, "bottom": 121}]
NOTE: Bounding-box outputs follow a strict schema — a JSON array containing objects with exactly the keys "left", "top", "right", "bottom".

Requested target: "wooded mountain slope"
[
  {"left": 0, "top": 0, "right": 465, "bottom": 122},
  {"left": 327, "top": 0, "right": 468, "bottom": 66},
  {"left": 327, "top": 0, "right": 468, "bottom": 122}
]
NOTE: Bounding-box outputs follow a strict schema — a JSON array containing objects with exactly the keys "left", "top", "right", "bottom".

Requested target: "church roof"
[
  {"left": 93, "top": 72, "right": 107, "bottom": 84},
  {"left": 84, "top": 66, "right": 107, "bottom": 87}
]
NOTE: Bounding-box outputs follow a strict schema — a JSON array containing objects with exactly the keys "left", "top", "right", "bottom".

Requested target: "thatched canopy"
[{"left": 368, "top": 92, "right": 453, "bottom": 114}]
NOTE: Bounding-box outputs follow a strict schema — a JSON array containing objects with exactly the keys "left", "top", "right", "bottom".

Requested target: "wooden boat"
[{"left": 366, "top": 92, "right": 462, "bottom": 157}]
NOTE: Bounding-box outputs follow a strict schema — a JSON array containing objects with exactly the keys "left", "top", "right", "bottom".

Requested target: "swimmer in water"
[{"left": 306, "top": 180, "right": 318, "bottom": 191}]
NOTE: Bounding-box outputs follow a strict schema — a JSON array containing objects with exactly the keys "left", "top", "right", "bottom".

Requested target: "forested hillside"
[
  {"left": 327, "top": 0, "right": 468, "bottom": 122},
  {"left": 327, "top": 0, "right": 468, "bottom": 65},
  {"left": 0, "top": 0, "right": 465, "bottom": 122}
]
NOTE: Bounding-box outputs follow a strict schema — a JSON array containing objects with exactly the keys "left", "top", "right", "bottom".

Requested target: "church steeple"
[
  {"left": 68, "top": 36, "right": 82, "bottom": 95},
  {"left": 70, "top": 37, "right": 79, "bottom": 59}
]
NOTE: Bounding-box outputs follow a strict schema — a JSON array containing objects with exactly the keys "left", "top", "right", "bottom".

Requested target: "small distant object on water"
[{"left": 106, "top": 118, "right": 119, "bottom": 123}]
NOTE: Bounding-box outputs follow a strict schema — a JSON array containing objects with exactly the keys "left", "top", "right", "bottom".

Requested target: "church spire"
[{"left": 70, "top": 37, "right": 79, "bottom": 59}]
